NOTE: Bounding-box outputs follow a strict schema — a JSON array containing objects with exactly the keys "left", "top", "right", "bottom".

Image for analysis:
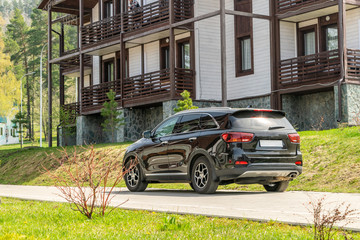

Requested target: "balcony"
[
  {"left": 81, "top": 68, "right": 194, "bottom": 113},
  {"left": 59, "top": 52, "right": 92, "bottom": 75},
  {"left": 278, "top": 50, "right": 341, "bottom": 90},
  {"left": 347, "top": 49, "right": 360, "bottom": 82},
  {"left": 61, "top": 102, "right": 80, "bottom": 125},
  {"left": 81, "top": 0, "right": 193, "bottom": 50}
]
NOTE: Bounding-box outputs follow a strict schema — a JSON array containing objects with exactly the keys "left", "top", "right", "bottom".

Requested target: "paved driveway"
[{"left": 0, "top": 185, "right": 359, "bottom": 231}]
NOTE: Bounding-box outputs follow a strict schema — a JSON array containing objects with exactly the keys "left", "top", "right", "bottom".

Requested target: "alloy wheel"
[{"left": 194, "top": 163, "right": 209, "bottom": 188}]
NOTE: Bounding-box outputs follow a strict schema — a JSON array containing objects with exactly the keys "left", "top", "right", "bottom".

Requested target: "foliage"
[
  {"left": 0, "top": 23, "right": 19, "bottom": 117},
  {"left": 174, "top": 90, "right": 198, "bottom": 113},
  {"left": 43, "top": 146, "right": 129, "bottom": 219},
  {"left": 58, "top": 106, "right": 77, "bottom": 146},
  {"left": 11, "top": 111, "right": 29, "bottom": 148},
  {"left": 305, "top": 196, "right": 358, "bottom": 240},
  {"left": 101, "top": 90, "right": 125, "bottom": 143}
]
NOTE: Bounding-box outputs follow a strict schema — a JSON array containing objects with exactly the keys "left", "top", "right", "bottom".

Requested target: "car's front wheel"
[
  {"left": 124, "top": 162, "right": 148, "bottom": 192},
  {"left": 191, "top": 157, "right": 219, "bottom": 194},
  {"left": 263, "top": 181, "right": 289, "bottom": 192}
]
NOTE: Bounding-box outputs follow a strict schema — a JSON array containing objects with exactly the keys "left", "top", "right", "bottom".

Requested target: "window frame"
[
  {"left": 102, "top": 58, "right": 115, "bottom": 83},
  {"left": 297, "top": 25, "right": 318, "bottom": 57},
  {"left": 176, "top": 37, "right": 191, "bottom": 69}
]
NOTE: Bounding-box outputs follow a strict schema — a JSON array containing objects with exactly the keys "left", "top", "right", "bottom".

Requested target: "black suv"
[{"left": 123, "top": 108, "right": 302, "bottom": 194}]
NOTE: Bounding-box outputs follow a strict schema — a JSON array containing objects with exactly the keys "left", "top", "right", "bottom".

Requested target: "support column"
[
  {"left": 120, "top": 0, "right": 125, "bottom": 107},
  {"left": 169, "top": 0, "right": 175, "bottom": 99},
  {"left": 60, "top": 23, "right": 65, "bottom": 107},
  {"left": 48, "top": 7, "right": 53, "bottom": 147},
  {"left": 79, "top": 0, "right": 84, "bottom": 113},
  {"left": 270, "top": 0, "right": 280, "bottom": 110},
  {"left": 220, "top": 0, "right": 227, "bottom": 107}
]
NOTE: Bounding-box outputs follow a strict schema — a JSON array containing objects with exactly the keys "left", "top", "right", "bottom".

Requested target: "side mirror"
[{"left": 143, "top": 130, "right": 152, "bottom": 139}]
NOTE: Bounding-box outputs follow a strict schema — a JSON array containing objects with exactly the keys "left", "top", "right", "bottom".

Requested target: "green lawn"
[
  {"left": 0, "top": 198, "right": 358, "bottom": 240},
  {"left": 0, "top": 127, "right": 359, "bottom": 193}
]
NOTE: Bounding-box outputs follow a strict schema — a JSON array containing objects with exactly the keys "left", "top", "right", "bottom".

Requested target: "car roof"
[{"left": 175, "top": 107, "right": 285, "bottom": 116}]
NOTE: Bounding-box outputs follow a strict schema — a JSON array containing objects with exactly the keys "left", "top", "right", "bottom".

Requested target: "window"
[
  {"left": 324, "top": 25, "right": 338, "bottom": 51},
  {"left": 153, "top": 117, "right": 180, "bottom": 138},
  {"left": 298, "top": 25, "right": 317, "bottom": 56},
  {"left": 177, "top": 40, "right": 191, "bottom": 69},
  {"left": 103, "top": 59, "right": 114, "bottom": 83},
  {"left": 234, "top": 0, "right": 253, "bottom": 76},
  {"left": 160, "top": 44, "right": 170, "bottom": 69},
  {"left": 174, "top": 114, "right": 202, "bottom": 134},
  {"left": 104, "top": 0, "right": 114, "bottom": 19},
  {"left": 0, "top": 127, "right": 3, "bottom": 136},
  {"left": 200, "top": 114, "right": 218, "bottom": 130}
]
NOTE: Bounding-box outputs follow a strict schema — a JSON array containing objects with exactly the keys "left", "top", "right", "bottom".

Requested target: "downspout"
[{"left": 337, "top": 0, "right": 346, "bottom": 123}]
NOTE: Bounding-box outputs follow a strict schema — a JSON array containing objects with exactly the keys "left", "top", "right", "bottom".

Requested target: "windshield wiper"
[{"left": 268, "top": 126, "right": 285, "bottom": 130}]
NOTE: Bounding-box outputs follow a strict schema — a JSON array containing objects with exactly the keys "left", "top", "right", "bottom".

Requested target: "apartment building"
[
  {"left": 0, "top": 116, "right": 19, "bottom": 145},
  {"left": 38, "top": 0, "right": 360, "bottom": 146}
]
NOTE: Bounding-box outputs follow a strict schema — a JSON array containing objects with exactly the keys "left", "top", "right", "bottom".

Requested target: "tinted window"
[
  {"left": 230, "top": 111, "right": 294, "bottom": 130},
  {"left": 174, "top": 114, "right": 201, "bottom": 134},
  {"left": 154, "top": 117, "right": 179, "bottom": 138},
  {"left": 200, "top": 114, "right": 218, "bottom": 130}
]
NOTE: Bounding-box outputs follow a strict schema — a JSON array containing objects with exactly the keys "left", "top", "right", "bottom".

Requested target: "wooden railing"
[
  {"left": 61, "top": 54, "right": 92, "bottom": 73},
  {"left": 81, "top": 0, "right": 193, "bottom": 49},
  {"left": 347, "top": 49, "right": 360, "bottom": 80},
  {"left": 61, "top": 102, "right": 80, "bottom": 125},
  {"left": 81, "top": 14, "right": 122, "bottom": 48},
  {"left": 82, "top": 80, "right": 122, "bottom": 112},
  {"left": 276, "top": 0, "right": 328, "bottom": 14},
  {"left": 278, "top": 50, "right": 341, "bottom": 88},
  {"left": 81, "top": 68, "right": 194, "bottom": 112}
]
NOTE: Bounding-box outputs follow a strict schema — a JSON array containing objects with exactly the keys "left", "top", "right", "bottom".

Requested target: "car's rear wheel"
[
  {"left": 263, "top": 181, "right": 289, "bottom": 192},
  {"left": 191, "top": 157, "right": 219, "bottom": 194},
  {"left": 124, "top": 162, "right": 148, "bottom": 192}
]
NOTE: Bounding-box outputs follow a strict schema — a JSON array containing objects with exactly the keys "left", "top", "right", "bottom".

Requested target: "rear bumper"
[{"left": 215, "top": 162, "right": 302, "bottom": 182}]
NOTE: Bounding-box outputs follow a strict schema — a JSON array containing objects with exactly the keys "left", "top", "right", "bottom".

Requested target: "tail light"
[
  {"left": 235, "top": 160, "right": 248, "bottom": 165},
  {"left": 222, "top": 132, "right": 254, "bottom": 143},
  {"left": 295, "top": 161, "right": 302, "bottom": 166},
  {"left": 288, "top": 133, "right": 300, "bottom": 143},
  {"left": 254, "top": 109, "right": 273, "bottom": 112}
]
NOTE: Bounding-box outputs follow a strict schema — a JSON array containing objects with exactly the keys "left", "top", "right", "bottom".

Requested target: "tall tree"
[
  {"left": 0, "top": 21, "right": 20, "bottom": 118},
  {"left": 5, "top": 8, "right": 32, "bottom": 139}
]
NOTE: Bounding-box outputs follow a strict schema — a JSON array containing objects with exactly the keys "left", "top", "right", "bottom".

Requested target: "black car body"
[{"left": 123, "top": 108, "right": 302, "bottom": 194}]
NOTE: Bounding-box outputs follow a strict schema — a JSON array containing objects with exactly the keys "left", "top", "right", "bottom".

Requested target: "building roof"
[{"left": 38, "top": 0, "right": 98, "bottom": 15}]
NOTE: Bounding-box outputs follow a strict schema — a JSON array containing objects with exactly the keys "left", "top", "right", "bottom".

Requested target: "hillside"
[{"left": 0, "top": 127, "right": 359, "bottom": 193}]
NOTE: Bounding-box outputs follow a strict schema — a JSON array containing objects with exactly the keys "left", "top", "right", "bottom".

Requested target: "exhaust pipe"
[{"left": 288, "top": 172, "right": 298, "bottom": 179}]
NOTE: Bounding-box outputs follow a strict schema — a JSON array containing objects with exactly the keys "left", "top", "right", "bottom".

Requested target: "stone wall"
[
  {"left": 228, "top": 96, "right": 271, "bottom": 109},
  {"left": 76, "top": 114, "right": 108, "bottom": 145},
  {"left": 335, "top": 83, "right": 360, "bottom": 126},
  {"left": 282, "top": 91, "right": 337, "bottom": 131}
]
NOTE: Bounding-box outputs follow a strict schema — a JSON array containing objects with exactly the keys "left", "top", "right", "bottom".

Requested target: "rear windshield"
[{"left": 230, "top": 111, "right": 294, "bottom": 130}]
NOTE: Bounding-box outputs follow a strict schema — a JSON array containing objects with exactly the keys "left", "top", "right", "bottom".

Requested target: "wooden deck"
[
  {"left": 81, "top": 68, "right": 194, "bottom": 113},
  {"left": 81, "top": 0, "right": 193, "bottom": 49}
]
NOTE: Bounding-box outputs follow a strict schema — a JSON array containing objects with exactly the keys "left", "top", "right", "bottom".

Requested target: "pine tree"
[
  {"left": 174, "top": 90, "right": 198, "bottom": 113},
  {"left": 11, "top": 111, "right": 29, "bottom": 148},
  {"left": 101, "top": 90, "right": 124, "bottom": 143}
]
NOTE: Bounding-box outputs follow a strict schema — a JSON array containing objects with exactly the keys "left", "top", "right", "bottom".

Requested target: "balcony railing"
[
  {"left": 278, "top": 50, "right": 341, "bottom": 89},
  {"left": 82, "top": 80, "right": 122, "bottom": 113},
  {"left": 60, "top": 54, "right": 92, "bottom": 73},
  {"left": 347, "top": 49, "right": 360, "bottom": 81},
  {"left": 81, "top": 68, "right": 194, "bottom": 112},
  {"left": 61, "top": 102, "right": 80, "bottom": 125},
  {"left": 276, "top": 0, "right": 329, "bottom": 14},
  {"left": 81, "top": 0, "right": 193, "bottom": 49}
]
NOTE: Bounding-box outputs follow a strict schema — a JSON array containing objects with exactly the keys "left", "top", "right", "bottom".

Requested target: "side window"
[
  {"left": 153, "top": 117, "right": 179, "bottom": 138},
  {"left": 174, "top": 114, "right": 202, "bottom": 134},
  {"left": 200, "top": 114, "right": 218, "bottom": 130}
]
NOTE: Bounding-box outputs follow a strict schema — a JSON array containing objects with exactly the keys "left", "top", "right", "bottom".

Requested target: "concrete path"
[{"left": 0, "top": 185, "right": 359, "bottom": 231}]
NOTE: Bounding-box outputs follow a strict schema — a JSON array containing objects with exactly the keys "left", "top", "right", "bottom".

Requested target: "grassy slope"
[
  {"left": 0, "top": 127, "right": 359, "bottom": 193},
  {"left": 0, "top": 198, "right": 359, "bottom": 240}
]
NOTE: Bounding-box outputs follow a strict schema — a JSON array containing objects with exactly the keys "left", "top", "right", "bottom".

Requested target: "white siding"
[
  {"left": 346, "top": 8, "right": 360, "bottom": 49},
  {"left": 92, "top": 3, "right": 99, "bottom": 22},
  {"left": 129, "top": 46, "right": 142, "bottom": 77},
  {"left": 144, "top": 41, "right": 160, "bottom": 73},
  {"left": 252, "top": 0, "right": 269, "bottom": 15},
  {"left": 280, "top": 21, "right": 297, "bottom": 60},
  {"left": 93, "top": 56, "right": 100, "bottom": 85},
  {"left": 299, "top": 19, "right": 318, "bottom": 28},
  {"left": 194, "top": 0, "right": 221, "bottom": 100}
]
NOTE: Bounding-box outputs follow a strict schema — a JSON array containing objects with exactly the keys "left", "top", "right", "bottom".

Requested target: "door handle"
[{"left": 189, "top": 137, "right": 197, "bottom": 142}]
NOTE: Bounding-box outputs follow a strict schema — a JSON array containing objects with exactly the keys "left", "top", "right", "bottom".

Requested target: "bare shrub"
[
  {"left": 305, "top": 196, "right": 358, "bottom": 240},
  {"left": 43, "top": 145, "right": 134, "bottom": 219}
]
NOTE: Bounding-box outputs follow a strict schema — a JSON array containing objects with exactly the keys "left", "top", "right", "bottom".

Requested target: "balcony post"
[
  {"left": 60, "top": 23, "right": 65, "bottom": 107},
  {"left": 270, "top": 0, "right": 280, "bottom": 110},
  {"left": 120, "top": 0, "right": 125, "bottom": 107},
  {"left": 79, "top": 0, "right": 84, "bottom": 113},
  {"left": 48, "top": 7, "right": 53, "bottom": 147},
  {"left": 338, "top": 0, "right": 347, "bottom": 79},
  {"left": 220, "top": 0, "right": 227, "bottom": 107},
  {"left": 169, "top": 0, "right": 176, "bottom": 99}
]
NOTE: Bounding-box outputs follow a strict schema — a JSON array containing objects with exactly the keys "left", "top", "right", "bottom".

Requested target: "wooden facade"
[{"left": 39, "top": 0, "right": 360, "bottom": 146}]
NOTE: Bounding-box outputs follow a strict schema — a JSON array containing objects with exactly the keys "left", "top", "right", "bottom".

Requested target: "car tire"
[
  {"left": 124, "top": 162, "right": 148, "bottom": 192},
  {"left": 191, "top": 157, "right": 219, "bottom": 194},
  {"left": 263, "top": 181, "right": 289, "bottom": 192}
]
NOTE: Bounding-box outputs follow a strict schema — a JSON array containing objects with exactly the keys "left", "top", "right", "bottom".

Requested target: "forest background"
[{"left": 0, "top": 0, "right": 78, "bottom": 142}]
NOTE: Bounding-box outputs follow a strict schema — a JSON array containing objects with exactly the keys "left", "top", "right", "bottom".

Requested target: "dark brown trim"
[
  {"left": 159, "top": 38, "right": 170, "bottom": 70},
  {"left": 102, "top": 57, "right": 115, "bottom": 83},
  {"left": 176, "top": 37, "right": 190, "bottom": 68}
]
